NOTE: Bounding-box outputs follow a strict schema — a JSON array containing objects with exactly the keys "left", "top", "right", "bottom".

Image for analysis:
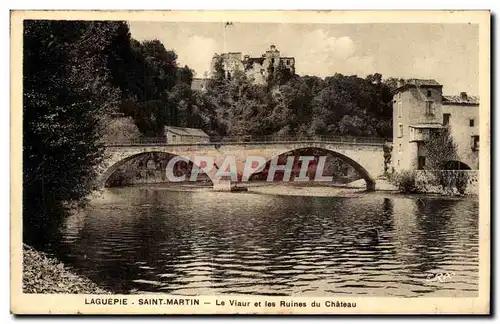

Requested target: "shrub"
[
  {"left": 392, "top": 170, "right": 423, "bottom": 194},
  {"left": 429, "top": 170, "right": 469, "bottom": 195},
  {"left": 455, "top": 172, "right": 469, "bottom": 194}
]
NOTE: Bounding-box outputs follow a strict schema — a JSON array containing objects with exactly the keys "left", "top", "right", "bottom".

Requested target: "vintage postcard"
[{"left": 10, "top": 10, "right": 491, "bottom": 315}]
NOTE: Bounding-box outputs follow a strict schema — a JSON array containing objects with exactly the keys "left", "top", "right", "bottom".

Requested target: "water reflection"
[{"left": 54, "top": 188, "right": 478, "bottom": 297}]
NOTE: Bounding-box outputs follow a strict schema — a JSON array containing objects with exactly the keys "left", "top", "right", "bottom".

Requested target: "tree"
[
  {"left": 23, "top": 20, "right": 124, "bottom": 246},
  {"left": 197, "top": 70, "right": 395, "bottom": 140},
  {"left": 425, "top": 127, "right": 458, "bottom": 170},
  {"left": 366, "top": 73, "right": 382, "bottom": 85},
  {"left": 338, "top": 115, "right": 373, "bottom": 136},
  {"left": 424, "top": 127, "right": 468, "bottom": 194},
  {"left": 111, "top": 37, "right": 197, "bottom": 136},
  {"left": 384, "top": 77, "right": 404, "bottom": 91},
  {"left": 267, "top": 60, "right": 293, "bottom": 88},
  {"left": 208, "top": 55, "right": 227, "bottom": 89},
  {"left": 266, "top": 62, "right": 275, "bottom": 86},
  {"left": 177, "top": 65, "right": 194, "bottom": 85}
]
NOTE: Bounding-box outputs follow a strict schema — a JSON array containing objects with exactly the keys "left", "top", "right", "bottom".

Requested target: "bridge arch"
[
  {"left": 443, "top": 160, "right": 472, "bottom": 170},
  {"left": 253, "top": 146, "right": 377, "bottom": 191},
  {"left": 99, "top": 151, "right": 214, "bottom": 188}
]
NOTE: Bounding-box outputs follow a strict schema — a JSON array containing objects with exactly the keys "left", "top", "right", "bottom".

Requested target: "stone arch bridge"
[{"left": 100, "top": 138, "right": 388, "bottom": 191}]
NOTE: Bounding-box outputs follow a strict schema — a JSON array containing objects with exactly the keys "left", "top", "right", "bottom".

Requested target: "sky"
[{"left": 129, "top": 22, "right": 479, "bottom": 95}]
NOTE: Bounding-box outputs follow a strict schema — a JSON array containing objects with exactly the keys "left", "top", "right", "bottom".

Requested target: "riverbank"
[
  {"left": 248, "top": 184, "right": 477, "bottom": 200},
  {"left": 23, "top": 244, "right": 109, "bottom": 294},
  {"left": 102, "top": 179, "right": 477, "bottom": 200}
]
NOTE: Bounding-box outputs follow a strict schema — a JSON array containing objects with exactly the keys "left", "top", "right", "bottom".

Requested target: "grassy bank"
[{"left": 23, "top": 244, "right": 109, "bottom": 294}]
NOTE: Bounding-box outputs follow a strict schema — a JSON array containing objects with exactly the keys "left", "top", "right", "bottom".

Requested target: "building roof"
[
  {"left": 404, "top": 79, "right": 442, "bottom": 87},
  {"left": 442, "top": 94, "right": 479, "bottom": 105},
  {"left": 392, "top": 78, "right": 443, "bottom": 93},
  {"left": 164, "top": 126, "right": 209, "bottom": 137}
]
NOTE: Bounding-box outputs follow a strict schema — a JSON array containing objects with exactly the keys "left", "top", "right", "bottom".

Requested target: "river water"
[{"left": 51, "top": 186, "right": 478, "bottom": 297}]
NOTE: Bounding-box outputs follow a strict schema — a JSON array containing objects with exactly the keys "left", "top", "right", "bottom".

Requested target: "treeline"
[
  {"left": 111, "top": 38, "right": 196, "bottom": 136},
  {"left": 111, "top": 44, "right": 397, "bottom": 139},
  {"left": 194, "top": 63, "right": 396, "bottom": 138}
]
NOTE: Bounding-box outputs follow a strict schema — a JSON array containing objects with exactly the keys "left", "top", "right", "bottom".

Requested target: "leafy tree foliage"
[
  {"left": 425, "top": 127, "right": 458, "bottom": 170},
  {"left": 423, "top": 127, "right": 473, "bottom": 194},
  {"left": 23, "top": 20, "right": 126, "bottom": 245},
  {"left": 190, "top": 71, "right": 394, "bottom": 139},
  {"left": 110, "top": 37, "right": 195, "bottom": 136},
  {"left": 423, "top": 127, "right": 469, "bottom": 193}
]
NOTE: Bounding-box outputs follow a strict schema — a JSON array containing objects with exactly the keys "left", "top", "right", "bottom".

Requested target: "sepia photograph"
[{"left": 10, "top": 10, "right": 490, "bottom": 314}]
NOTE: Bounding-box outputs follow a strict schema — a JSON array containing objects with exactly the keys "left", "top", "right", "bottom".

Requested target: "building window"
[
  {"left": 286, "top": 59, "right": 290, "bottom": 65},
  {"left": 425, "top": 101, "right": 434, "bottom": 115},
  {"left": 398, "top": 143, "right": 402, "bottom": 152},
  {"left": 469, "top": 119, "right": 475, "bottom": 127},
  {"left": 398, "top": 92, "right": 402, "bottom": 99},
  {"left": 471, "top": 135, "right": 479, "bottom": 151},
  {"left": 418, "top": 156, "right": 426, "bottom": 170},
  {"left": 260, "top": 69, "right": 265, "bottom": 75},
  {"left": 271, "top": 58, "right": 275, "bottom": 64},
  {"left": 443, "top": 113, "right": 451, "bottom": 126},
  {"left": 427, "top": 89, "right": 432, "bottom": 97},
  {"left": 398, "top": 102, "right": 402, "bottom": 118},
  {"left": 398, "top": 124, "right": 403, "bottom": 138}
]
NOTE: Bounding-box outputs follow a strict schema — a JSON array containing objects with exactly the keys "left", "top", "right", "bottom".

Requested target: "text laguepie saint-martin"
[{"left": 85, "top": 298, "right": 200, "bottom": 306}]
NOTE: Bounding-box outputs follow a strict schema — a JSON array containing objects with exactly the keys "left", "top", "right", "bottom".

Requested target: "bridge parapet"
[{"left": 102, "top": 135, "right": 391, "bottom": 147}]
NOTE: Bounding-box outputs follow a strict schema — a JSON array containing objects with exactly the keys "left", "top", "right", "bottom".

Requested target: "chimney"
[{"left": 460, "top": 92, "right": 468, "bottom": 100}]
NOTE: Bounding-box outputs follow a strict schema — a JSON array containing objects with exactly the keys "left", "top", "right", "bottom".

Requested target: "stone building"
[
  {"left": 164, "top": 126, "right": 210, "bottom": 144},
  {"left": 392, "top": 79, "right": 479, "bottom": 172},
  {"left": 442, "top": 92, "right": 480, "bottom": 168},
  {"left": 209, "top": 45, "right": 295, "bottom": 85},
  {"left": 191, "top": 78, "right": 208, "bottom": 92}
]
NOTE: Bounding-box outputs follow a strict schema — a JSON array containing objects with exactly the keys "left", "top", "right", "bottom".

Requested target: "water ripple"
[{"left": 52, "top": 188, "right": 479, "bottom": 297}]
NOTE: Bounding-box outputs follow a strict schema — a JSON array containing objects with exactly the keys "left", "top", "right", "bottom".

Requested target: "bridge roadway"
[{"left": 100, "top": 137, "right": 390, "bottom": 191}]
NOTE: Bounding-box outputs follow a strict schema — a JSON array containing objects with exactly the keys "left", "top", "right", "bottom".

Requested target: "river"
[{"left": 49, "top": 186, "right": 478, "bottom": 297}]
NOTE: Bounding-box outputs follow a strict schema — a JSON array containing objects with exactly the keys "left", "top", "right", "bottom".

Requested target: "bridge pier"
[
  {"left": 213, "top": 180, "right": 235, "bottom": 191},
  {"left": 212, "top": 180, "right": 248, "bottom": 192},
  {"left": 366, "top": 181, "right": 376, "bottom": 191}
]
